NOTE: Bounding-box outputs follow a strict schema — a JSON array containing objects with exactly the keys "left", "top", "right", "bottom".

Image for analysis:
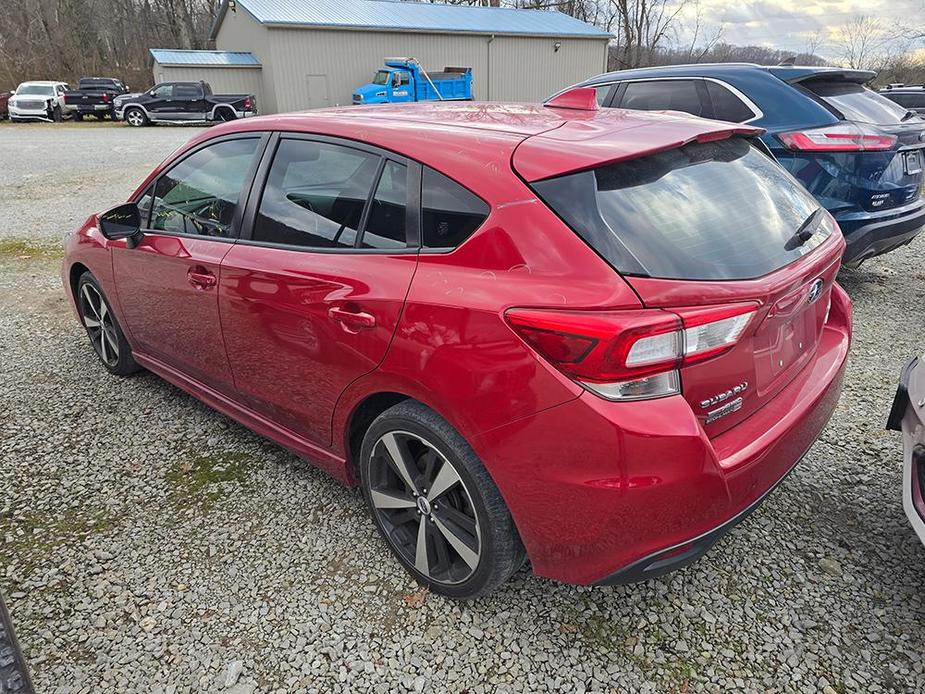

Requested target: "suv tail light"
[
  {"left": 506, "top": 304, "right": 757, "bottom": 401},
  {"left": 778, "top": 124, "right": 897, "bottom": 152},
  {"left": 243, "top": 97, "right": 252, "bottom": 110}
]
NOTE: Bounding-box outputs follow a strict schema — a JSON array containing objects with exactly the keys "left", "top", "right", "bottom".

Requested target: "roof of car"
[
  {"left": 177, "top": 101, "right": 760, "bottom": 183},
  {"left": 17, "top": 80, "right": 65, "bottom": 85},
  {"left": 580, "top": 63, "right": 876, "bottom": 86}
]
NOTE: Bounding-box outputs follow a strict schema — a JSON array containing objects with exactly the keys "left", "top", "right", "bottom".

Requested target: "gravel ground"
[
  {"left": 0, "top": 122, "right": 202, "bottom": 246},
  {"left": 2, "top": 126, "right": 925, "bottom": 693}
]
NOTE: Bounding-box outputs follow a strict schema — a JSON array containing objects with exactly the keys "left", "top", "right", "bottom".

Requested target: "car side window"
[
  {"left": 594, "top": 84, "right": 614, "bottom": 106},
  {"left": 361, "top": 161, "right": 408, "bottom": 249},
  {"left": 705, "top": 81, "right": 756, "bottom": 122},
  {"left": 619, "top": 80, "right": 705, "bottom": 117},
  {"left": 421, "top": 167, "right": 490, "bottom": 249},
  {"left": 136, "top": 183, "right": 155, "bottom": 227},
  {"left": 175, "top": 84, "right": 201, "bottom": 98},
  {"left": 150, "top": 84, "right": 173, "bottom": 98},
  {"left": 253, "top": 139, "right": 380, "bottom": 249},
  {"left": 149, "top": 138, "right": 260, "bottom": 238}
]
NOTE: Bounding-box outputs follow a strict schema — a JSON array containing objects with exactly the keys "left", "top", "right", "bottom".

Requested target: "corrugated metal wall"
[
  {"left": 489, "top": 35, "right": 606, "bottom": 102},
  {"left": 214, "top": 11, "right": 608, "bottom": 114},
  {"left": 215, "top": 5, "right": 278, "bottom": 112},
  {"left": 152, "top": 65, "right": 265, "bottom": 107}
]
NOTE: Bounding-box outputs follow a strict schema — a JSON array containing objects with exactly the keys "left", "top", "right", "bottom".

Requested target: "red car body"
[{"left": 62, "top": 99, "right": 852, "bottom": 586}]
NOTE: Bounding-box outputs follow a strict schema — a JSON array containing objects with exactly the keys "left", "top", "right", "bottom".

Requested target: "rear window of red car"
[{"left": 531, "top": 137, "right": 829, "bottom": 281}]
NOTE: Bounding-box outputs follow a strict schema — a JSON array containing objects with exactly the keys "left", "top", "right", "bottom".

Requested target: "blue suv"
[{"left": 563, "top": 64, "right": 925, "bottom": 267}]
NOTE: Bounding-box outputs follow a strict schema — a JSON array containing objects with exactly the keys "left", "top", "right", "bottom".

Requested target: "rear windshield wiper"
[{"left": 784, "top": 209, "right": 822, "bottom": 250}]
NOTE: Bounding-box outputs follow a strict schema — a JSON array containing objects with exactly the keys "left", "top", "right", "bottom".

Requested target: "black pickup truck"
[
  {"left": 114, "top": 80, "right": 257, "bottom": 127},
  {"left": 63, "top": 77, "right": 130, "bottom": 120}
]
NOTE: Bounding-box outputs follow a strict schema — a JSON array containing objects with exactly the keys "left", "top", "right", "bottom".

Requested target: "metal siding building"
[
  {"left": 150, "top": 49, "right": 266, "bottom": 107},
  {"left": 152, "top": 0, "right": 610, "bottom": 114}
]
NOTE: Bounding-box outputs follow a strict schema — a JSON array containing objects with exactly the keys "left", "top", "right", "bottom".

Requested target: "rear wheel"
[
  {"left": 124, "top": 107, "right": 147, "bottom": 127},
  {"left": 73, "top": 113, "right": 83, "bottom": 122},
  {"left": 360, "top": 401, "right": 525, "bottom": 599},
  {"left": 76, "top": 272, "right": 139, "bottom": 376},
  {"left": 216, "top": 107, "right": 236, "bottom": 122}
]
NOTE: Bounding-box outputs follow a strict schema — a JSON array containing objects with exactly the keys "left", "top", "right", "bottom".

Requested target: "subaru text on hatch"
[
  {"left": 61, "top": 92, "right": 852, "bottom": 598},
  {"left": 562, "top": 64, "right": 925, "bottom": 268}
]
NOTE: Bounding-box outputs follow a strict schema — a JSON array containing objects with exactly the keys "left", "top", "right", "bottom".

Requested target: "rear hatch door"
[
  {"left": 781, "top": 73, "right": 925, "bottom": 212},
  {"left": 520, "top": 127, "right": 845, "bottom": 436}
]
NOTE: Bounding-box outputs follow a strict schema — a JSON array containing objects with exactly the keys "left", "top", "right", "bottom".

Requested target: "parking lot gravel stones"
[{"left": 2, "top": 127, "right": 925, "bottom": 692}]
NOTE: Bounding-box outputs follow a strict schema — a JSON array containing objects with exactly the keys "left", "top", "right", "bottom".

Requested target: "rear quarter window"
[
  {"left": 532, "top": 138, "right": 829, "bottom": 281},
  {"left": 421, "top": 168, "right": 489, "bottom": 249},
  {"left": 803, "top": 80, "right": 910, "bottom": 124}
]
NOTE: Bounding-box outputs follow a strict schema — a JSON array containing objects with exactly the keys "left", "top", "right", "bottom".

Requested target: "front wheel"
[
  {"left": 50, "top": 105, "right": 62, "bottom": 122},
  {"left": 360, "top": 401, "right": 525, "bottom": 599},
  {"left": 76, "top": 272, "right": 139, "bottom": 376},
  {"left": 123, "top": 107, "right": 147, "bottom": 127}
]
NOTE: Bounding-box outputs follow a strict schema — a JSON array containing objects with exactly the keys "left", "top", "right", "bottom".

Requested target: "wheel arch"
[
  {"left": 343, "top": 391, "right": 412, "bottom": 483},
  {"left": 67, "top": 261, "right": 91, "bottom": 302},
  {"left": 211, "top": 104, "right": 236, "bottom": 121}
]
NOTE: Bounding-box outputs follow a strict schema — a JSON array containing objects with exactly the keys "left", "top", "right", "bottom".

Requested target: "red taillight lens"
[
  {"left": 506, "top": 303, "right": 757, "bottom": 401},
  {"left": 778, "top": 124, "right": 897, "bottom": 152},
  {"left": 243, "top": 97, "right": 251, "bottom": 109},
  {"left": 102, "top": 93, "right": 109, "bottom": 103}
]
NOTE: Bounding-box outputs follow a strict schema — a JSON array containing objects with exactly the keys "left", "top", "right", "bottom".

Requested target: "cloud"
[{"left": 675, "top": 0, "right": 925, "bottom": 56}]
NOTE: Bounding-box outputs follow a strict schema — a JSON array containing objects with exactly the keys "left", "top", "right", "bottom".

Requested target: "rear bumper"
[
  {"left": 886, "top": 356, "right": 925, "bottom": 546},
  {"left": 73, "top": 104, "right": 113, "bottom": 114},
  {"left": 840, "top": 203, "right": 925, "bottom": 266},
  {"left": 474, "top": 285, "right": 852, "bottom": 585}
]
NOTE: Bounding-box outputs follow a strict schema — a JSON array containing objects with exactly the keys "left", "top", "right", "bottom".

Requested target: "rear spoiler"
[
  {"left": 513, "top": 113, "right": 763, "bottom": 182},
  {"left": 770, "top": 67, "right": 876, "bottom": 85}
]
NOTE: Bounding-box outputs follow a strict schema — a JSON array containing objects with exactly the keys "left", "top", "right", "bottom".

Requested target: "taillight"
[
  {"left": 506, "top": 303, "right": 757, "bottom": 401},
  {"left": 778, "top": 124, "right": 897, "bottom": 152},
  {"left": 243, "top": 97, "right": 251, "bottom": 109},
  {"left": 102, "top": 93, "right": 109, "bottom": 103}
]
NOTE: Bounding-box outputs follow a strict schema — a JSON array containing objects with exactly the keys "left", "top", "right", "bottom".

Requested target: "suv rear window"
[
  {"left": 803, "top": 80, "right": 910, "bottom": 124},
  {"left": 532, "top": 138, "right": 828, "bottom": 281}
]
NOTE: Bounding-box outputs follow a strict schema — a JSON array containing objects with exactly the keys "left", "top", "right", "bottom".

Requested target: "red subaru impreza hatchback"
[{"left": 62, "top": 91, "right": 852, "bottom": 598}]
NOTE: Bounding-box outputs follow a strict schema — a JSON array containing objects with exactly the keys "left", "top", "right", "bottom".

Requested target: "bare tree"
[{"left": 832, "top": 15, "right": 888, "bottom": 70}]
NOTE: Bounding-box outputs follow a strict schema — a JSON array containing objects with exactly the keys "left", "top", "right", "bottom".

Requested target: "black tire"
[
  {"left": 73, "top": 113, "right": 83, "bottom": 122},
  {"left": 359, "top": 401, "right": 525, "bottom": 599},
  {"left": 75, "top": 272, "right": 139, "bottom": 376},
  {"left": 123, "top": 107, "right": 148, "bottom": 127},
  {"left": 51, "top": 105, "right": 62, "bottom": 122},
  {"left": 216, "top": 107, "right": 236, "bottom": 122}
]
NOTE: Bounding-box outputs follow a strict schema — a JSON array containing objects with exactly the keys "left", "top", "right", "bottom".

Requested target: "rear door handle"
[
  {"left": 328, "top": 306, "right": 376, "bottom": 331},
  {"left": 187, "top": 267, "right": 217, "bottom": 290}
]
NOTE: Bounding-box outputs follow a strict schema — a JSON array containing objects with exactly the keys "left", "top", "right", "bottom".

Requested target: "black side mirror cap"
[{"left": 98, "top": 202, "right": 143, "bottom": 247}]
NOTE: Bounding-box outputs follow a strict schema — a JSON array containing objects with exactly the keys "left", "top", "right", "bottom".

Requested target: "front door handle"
[
  {"left": 328, "top": 306, "right": 376, "bottom": 332},
  {"left": 187, "top": 267, "right": 217, "bottom": 290}
]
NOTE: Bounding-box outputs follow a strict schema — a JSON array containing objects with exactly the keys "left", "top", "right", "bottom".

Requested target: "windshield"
[
  {"left": 372, "top": 70, "right": 391, "bottom": 86},
  {"left": 532, "top": 138, "right": 829, "bottom": 281},
  {"left": 16, "top": 84, "right": 54, "bottom": 96},
  {"left": 804, "top": 80, "right": 912, "bottom": 124}
]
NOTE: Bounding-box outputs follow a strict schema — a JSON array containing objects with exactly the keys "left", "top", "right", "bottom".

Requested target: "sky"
[{"left": 673, "top": 0, "right": 925, "bottom": 58}]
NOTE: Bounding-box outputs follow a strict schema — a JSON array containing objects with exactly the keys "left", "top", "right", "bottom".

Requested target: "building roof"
[
  {"left": 210, "top": 0, "right": 612, "bottom": 40},
  {"left": 149, "top": 49, "right": 261, "bottom": 67}
]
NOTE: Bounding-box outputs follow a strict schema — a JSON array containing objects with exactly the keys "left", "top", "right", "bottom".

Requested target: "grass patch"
[
  {"left": 166, "top": 450, "right": 255, "bottom": 510},
  {"left": 0, "top": 507, "right": 120, "bottom": 574},
  {"left": 0, "top": 238, "right": 63, "bottom": 259}
]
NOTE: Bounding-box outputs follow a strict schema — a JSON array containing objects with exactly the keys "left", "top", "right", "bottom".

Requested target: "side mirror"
[{"left": 99, "top": 203, "right": 143, "bottom": 247}]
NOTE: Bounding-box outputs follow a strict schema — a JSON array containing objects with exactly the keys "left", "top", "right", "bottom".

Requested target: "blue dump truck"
[{"left": 353, "top": 58, "right": 472, "bottom": 105}]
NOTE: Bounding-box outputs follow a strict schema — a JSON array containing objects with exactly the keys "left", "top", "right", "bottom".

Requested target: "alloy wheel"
[
  {"left": 125, "top": 109, "right": 144, "bottom": 127},
  {"left": 368, "top": 431, "right": 482, "bottom": 585},
  {"left": 79, "top": 283, "right": 119, "bottom": 367}
]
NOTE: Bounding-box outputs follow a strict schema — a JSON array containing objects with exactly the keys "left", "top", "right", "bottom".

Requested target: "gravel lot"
[{"left": 2, "top": 125, "right": 925, "bottom": 693}]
